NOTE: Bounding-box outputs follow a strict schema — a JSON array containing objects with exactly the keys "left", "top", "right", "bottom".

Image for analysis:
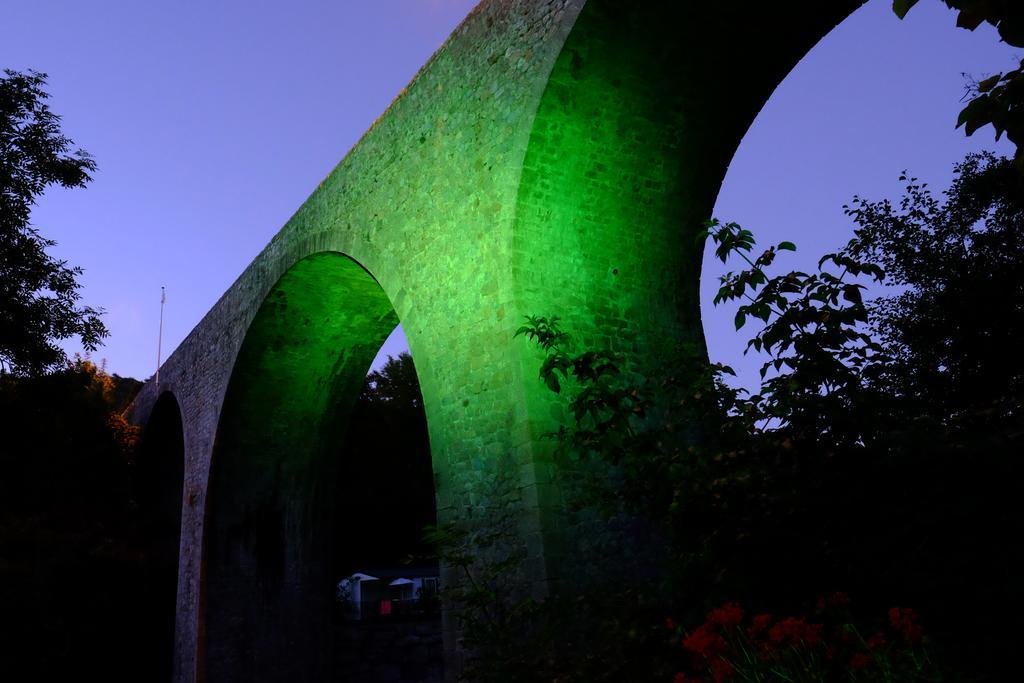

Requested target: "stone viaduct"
[{"left": 129, "top": 1, "right": 864, "bottom": 680}]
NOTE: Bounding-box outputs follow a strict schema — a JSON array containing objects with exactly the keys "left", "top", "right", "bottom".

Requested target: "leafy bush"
[{"left": 440, "top": 152, "right": 1023, "bottom": 681}]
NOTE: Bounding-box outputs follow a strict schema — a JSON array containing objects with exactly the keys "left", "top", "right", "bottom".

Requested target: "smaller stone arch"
[
  {"left": 201, "top": 251, "right": 417, "bottom": 682},
  {"left": 135, "top": 390, "right": 186, "bottom": 681}
]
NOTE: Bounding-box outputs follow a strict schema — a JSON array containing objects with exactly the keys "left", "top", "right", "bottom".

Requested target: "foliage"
[
  {"left": 693, "top": 163, "right": 1022, "bottom": 678},
  {"left": 485, "top": 152, "right": 1024, "bottom": 681},
  {"left": 516, "top": 315, "right": 645, "bottom": 457},
  {"left": 477, "top": 229, "right": 903, "bottom": 678},
  {"left": 334, "top": 352, "right": 436, "bottom": 571},
  {"left": 847, "top": 152, "right": 1024, "bottom": 428},
  {"left": 0, "top": 359, "right": 180, "bottom": 681},
  {"left": 0, "top": 69, "right": 106, "bottom": 376},
  {"left": 893, "top": 1, "right": 1024, "bottom": 166},
  {"left": 0, "top": 357, "right": 137, "bottom": 519},
  {"left": 359, "top": 350, "right": 425, "bottom": 409},
  {"left": 699, "top": 218, "right": 889, "bottom": 448}
]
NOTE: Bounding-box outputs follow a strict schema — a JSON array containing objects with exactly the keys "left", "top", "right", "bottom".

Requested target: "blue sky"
[{"left": 2, "top": 0, "right": 1018, "bottom": 386}]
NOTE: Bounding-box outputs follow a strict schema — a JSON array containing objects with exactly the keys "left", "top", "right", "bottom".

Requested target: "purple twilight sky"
[{"left": 1, "top": 1, "right": 1018, "bottom": 388}]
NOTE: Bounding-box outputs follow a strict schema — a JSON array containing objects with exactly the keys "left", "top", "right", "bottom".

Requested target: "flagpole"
[{"left": 156, "top": 286, "right": 165, "bottom": 384}]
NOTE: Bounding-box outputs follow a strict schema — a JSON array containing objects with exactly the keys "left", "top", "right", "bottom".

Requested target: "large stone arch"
[
  {"left": 509, "top": 0, "right": 865, "bottom": 573},
  {"left": 202, "top": 252, "right": 403, "bottom": 681},
  {"left": 127, "top": 1, "right": 872, "bottom": 680}
]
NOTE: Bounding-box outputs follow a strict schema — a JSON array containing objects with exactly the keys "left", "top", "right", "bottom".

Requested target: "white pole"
[{"left": 156, "top": 286, "right": 165, "bottom": 384}]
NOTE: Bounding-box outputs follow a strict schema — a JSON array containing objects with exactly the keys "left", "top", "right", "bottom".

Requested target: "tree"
[
  {"left": 894, "top": 1, "right": 1024, "bottom": 166},
  {"left": 503, "top": 150, "right": 1024, "bottom": 680},
  {"left": 333, "top": 352, "right": 436, "bottom": 571},
  {"left": 849, "top": 152, "right": 1024, "bottom": 427},
  {"left": 0, "top": 360, "right": 166, "bottom": 682},
  {"left": 358, "top": 350, "right": 425, "bottom": 409},
  {"left": 0, "top": 69, "right": 106, "bottom": 376}
]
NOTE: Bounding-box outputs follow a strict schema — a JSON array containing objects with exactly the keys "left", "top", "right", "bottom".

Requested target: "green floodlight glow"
[{"left": 204, "top": 252, "right": 398, "bottom": 681}]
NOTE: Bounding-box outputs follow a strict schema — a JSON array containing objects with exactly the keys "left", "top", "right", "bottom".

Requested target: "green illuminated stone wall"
[
  {"left": 204, "top": 254, "right": 397, "bottom": 681},
  {"left": 128, "top": 2, "right": 864, "bottom": 681},
  {"left": 509, "top": 1, "right": 865, "bottom": 577}
]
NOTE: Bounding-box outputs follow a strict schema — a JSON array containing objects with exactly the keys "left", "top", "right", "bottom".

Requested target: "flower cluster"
[
  {"left": 888, "top": 607, "right": 924, "bottom": 643},
  {"left": 765, "top": 616, "right": 823, "bottom": 648},
  {"left": 681, "top": 624, "right": 727, "bottom": 660},
  {"left": 706, "top": 602, "right": 743, "bottom": 628},
  {"left": 669, "top": 595, "right": 936, "bottom": 681}
]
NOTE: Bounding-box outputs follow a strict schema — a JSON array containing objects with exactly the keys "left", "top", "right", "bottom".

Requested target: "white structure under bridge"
[{"left": 336, "top": 566, "right": 440, "bottom": 620}]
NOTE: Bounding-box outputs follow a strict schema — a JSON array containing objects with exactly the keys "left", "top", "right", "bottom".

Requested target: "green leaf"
[
  {"left": 892, "top": 0, "right": 919, "bottom": 19},
  {"left": 734, "top": 310, "right": 746, "bottom": 330},
  {"left": 777, "top": 241, "right": 797, "bottom": 251},
  {"left": 544, "top": 372, "right": 561, "bottom": 393}
]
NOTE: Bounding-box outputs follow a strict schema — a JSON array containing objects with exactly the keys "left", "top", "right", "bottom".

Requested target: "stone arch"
[
  {"left": 200, "top": 251, "right": 422, "bottom": 682},
  {"left": 508, "top": 0, "right": 866, "bottom": 579},
  {"left": 513, "top": 0, "right": 867, "bottom": 367},
  {"left": 135, "top": 390, "right": 186, "bottom": 681}
]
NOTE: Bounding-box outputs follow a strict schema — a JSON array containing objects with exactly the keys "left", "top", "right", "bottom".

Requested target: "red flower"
[
  {"left": 710, "top": 658, "right": 735, "bottom": 682},
  {"left": 707, "top": 603, "right": 744, "bottom": 628},
  {"left": 666, "top": 617, "right": 677, "bottom": 631},
  {"left": 888, "top": 607, "right": 924, "bottom": 642},
  {"left": 767, "top": 617, "right": 823, "bottom": 647},
  {"left": 817, "top": 592, "right": 851, "bottom": 611},
  {"left": 829, "top": 592, "right": 851, "bottom": 607},
  {"left": 673, "top": 673, "right": 688, "bottom": 683},
  {"left": 683, "top": 624, "right": 728, "bottom": 657},
  {"left": 866, "top": 632, "right": 886, "bottom": 650},
  {"left": 747, "top": 613, "right": 773, "bottom": 638},
  {"left": 850, "top": 652, "right": 872, "bottom": 670}
]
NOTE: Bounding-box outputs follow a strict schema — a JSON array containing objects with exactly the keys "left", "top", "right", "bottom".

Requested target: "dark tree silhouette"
[
  {"left": 0, "top": 361, "right": 169, "bottom": 682},
  {"left": 490, "top": 152, "right": 1024, "bottom": 680},
  {"left": 0, "top": 69, "right": 106, "bottom": 375},
  {"left": 334, "top": 352, "right": 436, "bottom": 573},
  {"left": 851, "top": 152, "right": 1024, "bottom": 427},
  {"left": 895, "top": 1, "right": 1024, "bottom": 165}
]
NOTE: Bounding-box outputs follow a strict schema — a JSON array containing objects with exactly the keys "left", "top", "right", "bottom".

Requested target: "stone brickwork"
[{"left": 129, "top": 1, "right": 864, "bottom": 681}]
